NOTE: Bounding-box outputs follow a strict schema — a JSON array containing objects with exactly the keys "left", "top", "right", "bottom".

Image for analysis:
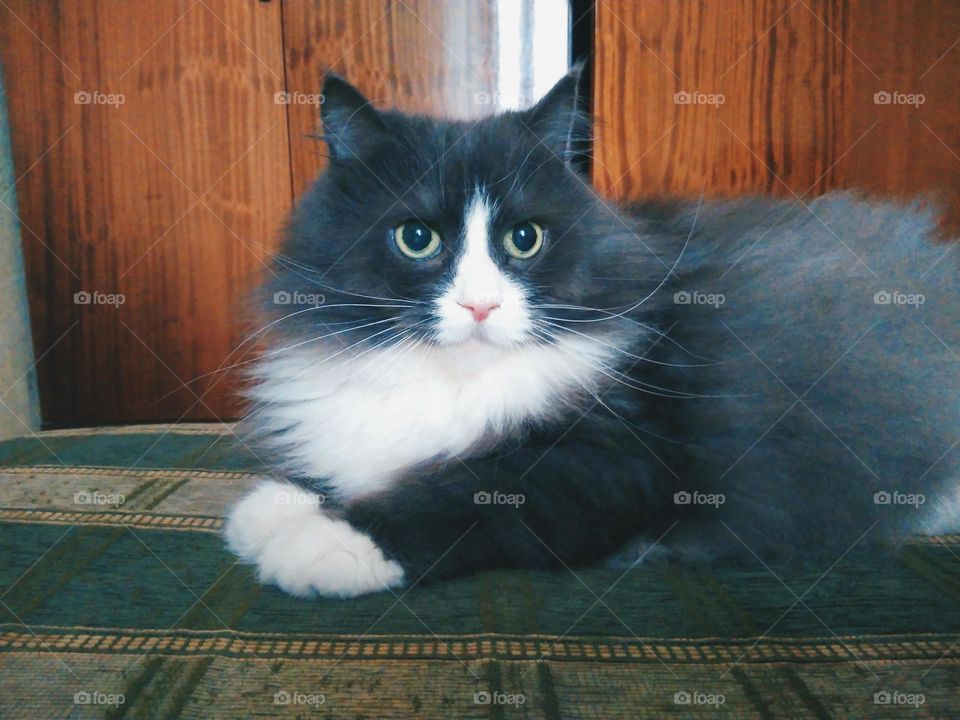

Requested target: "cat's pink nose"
[{"left": 458, "top": 301, "right": 500, "bottom": 323}]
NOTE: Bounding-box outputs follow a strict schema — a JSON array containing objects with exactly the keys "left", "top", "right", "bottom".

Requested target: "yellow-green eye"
[
  {"left": 504, "top": 221, "right": 544, "bottom": 259},
  {"left": 394, "top": 221, "right": 441, "bottom": 259}
]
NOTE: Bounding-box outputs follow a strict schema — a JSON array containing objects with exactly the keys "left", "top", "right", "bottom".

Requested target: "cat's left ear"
[{"left": 523, "top": 63, "right": 590, "bottom": 168}]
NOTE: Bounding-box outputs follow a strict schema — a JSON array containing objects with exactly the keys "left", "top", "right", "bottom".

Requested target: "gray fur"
[{"left": 645, "top": 192, "right": 959, "bottom": 560}]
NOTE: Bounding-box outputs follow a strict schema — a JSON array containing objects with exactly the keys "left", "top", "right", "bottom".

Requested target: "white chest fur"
[{"left": 250, "top": 335, "right": 617, "bottom": 501}]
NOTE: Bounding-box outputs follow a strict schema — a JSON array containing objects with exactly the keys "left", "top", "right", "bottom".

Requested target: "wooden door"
[
  {"left": 1, "top": 0, "right": 291, "bottom": 426},
  {"left": 593, "top": 0, "right": 960, "bottom": 233}
]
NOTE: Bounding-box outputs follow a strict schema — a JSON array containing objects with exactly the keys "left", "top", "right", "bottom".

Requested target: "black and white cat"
[{"left": 225, "top": 68, "right": 960, "bottom": 598}]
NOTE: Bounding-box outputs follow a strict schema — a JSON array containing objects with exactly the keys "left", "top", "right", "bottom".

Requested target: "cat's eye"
[
  {"left": 503, "top": 221, "right": 544, "bottom": 259},
  {"left": 393, "top": 221, "right": 442, "bottom": 259}
]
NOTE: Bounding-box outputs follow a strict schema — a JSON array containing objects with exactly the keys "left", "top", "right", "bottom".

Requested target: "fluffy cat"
[{"left": 224, "top": 68, "right": 960, "bottom": 598}]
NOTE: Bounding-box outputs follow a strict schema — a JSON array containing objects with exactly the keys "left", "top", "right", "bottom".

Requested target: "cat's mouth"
[
  {"left": 431, "top": 315, "right": 529, "bottom": 349},
  {"left": 449, "top": 323, "right": 507, "bottom": 345},
  {"left": 466, "top": 322, "right": 495, "bottom": 340}
]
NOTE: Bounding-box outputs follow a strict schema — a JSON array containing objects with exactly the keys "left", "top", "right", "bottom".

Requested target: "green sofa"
[{"left": 1, "top": 425, "right": 958, "bottom": 718}]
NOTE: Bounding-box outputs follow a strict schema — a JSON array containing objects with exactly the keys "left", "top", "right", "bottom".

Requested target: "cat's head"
[{"left": 266, "top": 69, "right": 659, "bottom": 356}]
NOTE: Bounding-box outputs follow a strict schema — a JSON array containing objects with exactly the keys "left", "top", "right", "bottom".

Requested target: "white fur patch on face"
[
  {"left": 251, "top": 332, "right": 621, "bottom": 502},
  {"left": 434, "top": 192, "right": 531, "bottom": 346},
  {"left": 224, "top": 479, "right": 405, "bottom": 598},
  {"left": 248, "top": 187, "right": 632, "bottom": 507}
]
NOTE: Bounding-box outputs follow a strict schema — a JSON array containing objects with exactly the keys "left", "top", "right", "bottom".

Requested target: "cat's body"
[{"left": 225, "top": 70, "right": 959, "bottom": 597}]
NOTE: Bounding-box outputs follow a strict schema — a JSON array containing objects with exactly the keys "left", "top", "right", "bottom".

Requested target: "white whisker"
[
  {"left": 242, "top": 323, "right": 427, "bottom": 427},
  {"left": 527, "top": 328, "right": 688, "bottom": 456},
  {"left": 531, "top": 325, "right": 737, "bottom": 400},
  {"left": 538, "top": 314, "right": 720, "bottom": 363},
  {"left": 538, "top": 318, "right": 721, "bottom": 368},
  {"left": 163, "top": 316, "right": 403, "bottom": 402},
  {"left": 534, "top": 195, "right": 703, "bottom": 322}
]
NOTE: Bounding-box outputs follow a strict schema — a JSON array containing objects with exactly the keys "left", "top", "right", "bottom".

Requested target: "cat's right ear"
[
  {"left": 320, "top": 73, "right": 389, "bottom": 161},
  {"left": 523, "top": 63, "right": 590, "bottom": 169}
]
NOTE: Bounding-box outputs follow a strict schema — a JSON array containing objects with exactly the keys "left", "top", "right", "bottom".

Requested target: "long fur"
[{"left": 225, "top": 69, "right": 959, "bottom": 597}]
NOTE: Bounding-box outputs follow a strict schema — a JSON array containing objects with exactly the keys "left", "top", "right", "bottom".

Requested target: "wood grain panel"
[
  {"left": 842, "top": 0, "right": 960, "bottom": 227},
  {"left": 0, "top": 0, "right": 291, "bottom": 425},
  {"left": 282, "top": 0, "right": 500, "bottom": 198},
  {"left": 594, "top": 0, "right": 960, "bottom": 229}
]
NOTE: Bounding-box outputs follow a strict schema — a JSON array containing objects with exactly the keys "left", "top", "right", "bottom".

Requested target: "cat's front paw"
[{"left": 224, "top": 480, "right": 405, "bottom": 598}]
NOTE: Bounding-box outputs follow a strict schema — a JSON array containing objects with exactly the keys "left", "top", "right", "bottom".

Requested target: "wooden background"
[
  {"left": 594, "top": 0, "right": 960, "bottom": 231},
  {"left": 282, "top": 1, "right": 502, "bottom": 198},
  {"left": 2, "top": 0, "right": 958, "bottom": 426},
  {"left": 1, "top": 0, "right": 290, "bottom": 425}
]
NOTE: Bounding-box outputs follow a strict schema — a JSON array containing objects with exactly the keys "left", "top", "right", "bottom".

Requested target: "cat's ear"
[
  {"left": 523, "top": 63, "right": 590, "bottom": 168},
  {"left": 320, "top": 72, "right": 389, "bottom": 161}
]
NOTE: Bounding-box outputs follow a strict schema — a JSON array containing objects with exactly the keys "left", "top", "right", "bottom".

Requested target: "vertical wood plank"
[
  {"left": 0, "top": 0, "right": 292, "bottom": 424},
  {"left": 842, "top": 0, "right": 960, "bottom": 225},
  {"left": 594, "top": 0, "right": 960, "bottom": 230}
]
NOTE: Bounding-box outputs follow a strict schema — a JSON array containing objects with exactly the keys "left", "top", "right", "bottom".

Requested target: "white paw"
[{"left": 224, "top": 480, "right": 405, "bottom": 598}]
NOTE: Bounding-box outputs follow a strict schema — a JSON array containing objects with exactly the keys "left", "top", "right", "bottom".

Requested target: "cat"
[{"left": 224, "top": 67, "right": 960, "bottom": 598}]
